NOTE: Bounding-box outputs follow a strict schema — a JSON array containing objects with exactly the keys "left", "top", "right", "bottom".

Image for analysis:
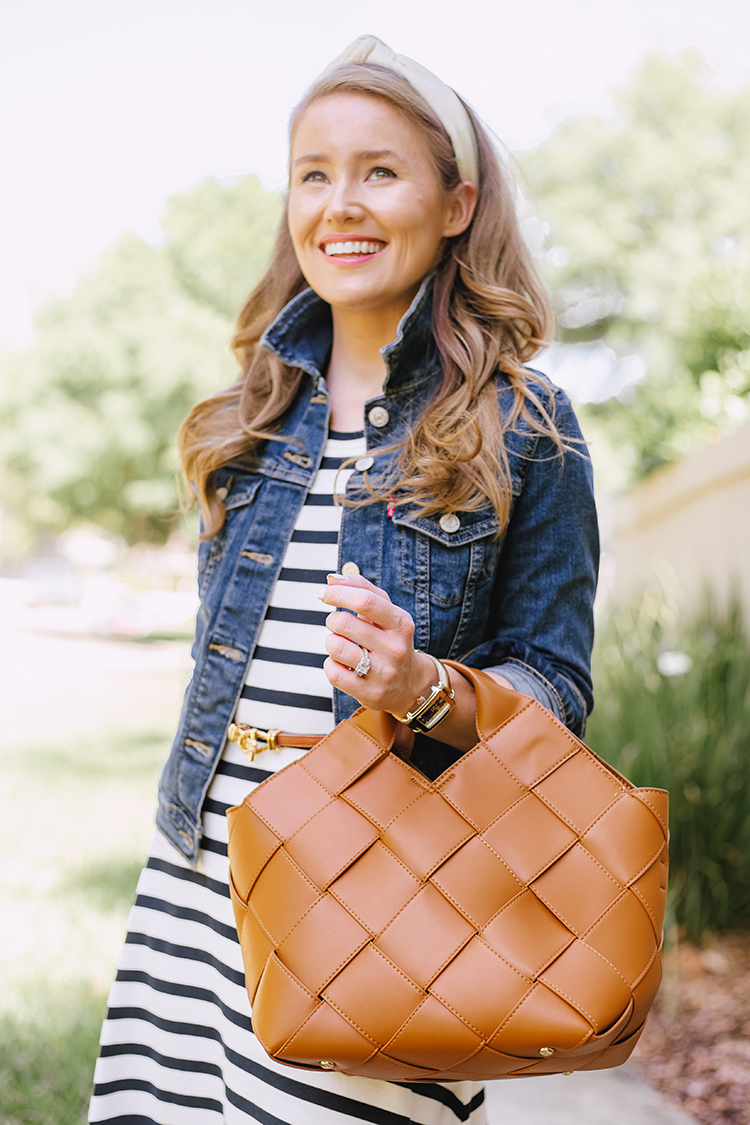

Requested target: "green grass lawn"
[{"left": 0, "top": 723, "right": 172, "bottom": 1125}]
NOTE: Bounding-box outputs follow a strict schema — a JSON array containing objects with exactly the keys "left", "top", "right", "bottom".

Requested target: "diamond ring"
[{"left": 354, "top": 648, "right": 371, "bottom": 678}]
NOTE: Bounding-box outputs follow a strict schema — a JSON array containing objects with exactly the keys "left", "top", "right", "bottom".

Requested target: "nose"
[{"left": 325, "top": 173, "right": 366, "bottom": 226}]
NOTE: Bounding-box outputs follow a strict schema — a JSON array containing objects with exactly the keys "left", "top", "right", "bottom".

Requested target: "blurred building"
[{"left": 611, "top": 422, "right": 750, "bottom": 618}]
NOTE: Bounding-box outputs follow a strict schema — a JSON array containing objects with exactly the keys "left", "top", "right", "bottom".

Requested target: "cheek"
[{"left": 287, "top": 197, "right": 316, "bottom": 252}]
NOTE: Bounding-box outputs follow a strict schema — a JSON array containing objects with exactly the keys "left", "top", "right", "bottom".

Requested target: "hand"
[{"left": 315, "top": 573, "right": 435, "bottom": 716}]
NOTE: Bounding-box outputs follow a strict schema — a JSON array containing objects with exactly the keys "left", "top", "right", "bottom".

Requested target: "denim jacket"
[{"left": 157, "top": 278, "right": 600, "bottom": 863}]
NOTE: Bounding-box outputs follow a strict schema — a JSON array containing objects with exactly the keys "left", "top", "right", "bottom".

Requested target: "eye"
[
  {"left": 367, "top": 167, "right": 396, "bottom": 182},
  {"left": 301, "top": 170, "right": 328, "bottom": 184}
]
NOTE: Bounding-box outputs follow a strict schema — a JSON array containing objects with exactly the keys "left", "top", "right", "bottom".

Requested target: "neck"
[{"left": 326, "top": 301, "right": 409, "bottom": 432}]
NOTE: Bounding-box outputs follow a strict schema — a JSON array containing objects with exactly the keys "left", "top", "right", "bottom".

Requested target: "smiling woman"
[
  {"left": 288, "top": 94, "right": 476, "bottom": 326},
  {"left": 88, "top": 34, "right": 599, "bottom": 1125}
]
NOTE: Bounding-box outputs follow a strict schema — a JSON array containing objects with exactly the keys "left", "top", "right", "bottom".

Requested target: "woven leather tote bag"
[{"left": 226, "top": 663, "right": 668, "bottom": 1082}]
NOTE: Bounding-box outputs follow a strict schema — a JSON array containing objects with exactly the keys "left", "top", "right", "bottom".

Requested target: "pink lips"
[{"left": 319, "top": 239, "right": 386, "bottom": 266}]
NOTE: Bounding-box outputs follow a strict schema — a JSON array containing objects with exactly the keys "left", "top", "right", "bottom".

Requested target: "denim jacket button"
[
  {"left": 439, "top": 513, "right": 461, "bottom": 534},
  {"left": 341, "top": 561, "right": 361, "bottom": 576},
  {"left": 216, "top": 487, "right": 228, "bottom": 501},
  {"left": 368, "top": 406, "right": 389, "bottom": 428},
  {"left": 354, "top": 456, "right": 374, "bottom": 471}
]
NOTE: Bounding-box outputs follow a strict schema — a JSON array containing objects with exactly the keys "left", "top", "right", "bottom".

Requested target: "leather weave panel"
[{"left": 227, "top": 663, "right": 668, "bottom": 1081}]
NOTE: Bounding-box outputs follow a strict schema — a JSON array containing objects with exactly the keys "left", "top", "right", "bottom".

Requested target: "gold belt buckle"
[{"left": 227, "top": 723, "right": 280, "bottom": 761}]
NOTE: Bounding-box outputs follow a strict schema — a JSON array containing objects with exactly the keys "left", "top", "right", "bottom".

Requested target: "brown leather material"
[{"left": 226, "top": 663, "right": 668, "bottom": 1081}]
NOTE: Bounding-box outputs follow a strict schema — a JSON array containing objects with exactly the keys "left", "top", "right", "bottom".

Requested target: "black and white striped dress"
[{"left": 89, "top": 430, "right": 488, "bottom": 1125}]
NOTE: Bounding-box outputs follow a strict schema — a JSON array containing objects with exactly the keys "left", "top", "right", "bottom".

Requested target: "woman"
[{"left": 90, "top": 35, "right": 598, "bottom": 1125}]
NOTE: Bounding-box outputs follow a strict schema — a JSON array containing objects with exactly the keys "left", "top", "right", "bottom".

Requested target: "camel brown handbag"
[{"left": 226, "top": 663, "right": 668, "bottom": 1082}]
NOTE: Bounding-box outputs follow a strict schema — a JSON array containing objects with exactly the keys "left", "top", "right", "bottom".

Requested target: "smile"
[{"left": 323, "top": 240, "right": 385, "bottom": 257}]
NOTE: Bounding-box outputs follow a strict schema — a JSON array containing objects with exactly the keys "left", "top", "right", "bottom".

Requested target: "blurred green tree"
[
  {"left": 0, "top": 176, "right": 281, "bottom": 545},
  {"left": 520, "top": 54, "right": 750, "bottom": 481}
]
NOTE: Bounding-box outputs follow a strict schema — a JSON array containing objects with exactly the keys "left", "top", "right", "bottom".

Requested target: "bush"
[{"left": 587, "top": 590, "right": 750, "bottom": 942}]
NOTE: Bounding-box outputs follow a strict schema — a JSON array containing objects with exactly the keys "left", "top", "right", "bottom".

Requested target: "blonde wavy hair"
[{"left": 179, "top": 62, "right": 559, "bottom": 539}]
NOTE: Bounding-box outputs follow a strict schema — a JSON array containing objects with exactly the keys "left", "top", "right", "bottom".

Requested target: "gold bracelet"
[{"left": 393, "top": 654, "right": 455, "bottom": 734}]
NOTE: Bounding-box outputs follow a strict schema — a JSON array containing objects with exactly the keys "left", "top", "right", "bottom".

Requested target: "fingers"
[
  {"left": 316, "top": 580, "right": 402, "bottom": 630},
  {"left": 326, "top": 573, "right": 391, "bottom": 602},
  {"left": 324, "top": 630, "right": 364, "bottom": 669}
]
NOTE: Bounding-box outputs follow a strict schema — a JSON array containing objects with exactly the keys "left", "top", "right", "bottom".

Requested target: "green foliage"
[
  {"left": 587, "top": 591, "right": 750, "bottom": 942},
  {"left": 0, "top": 176, "right": 281, "bottom": 545},
  {"left": 521, "top": 54, "right": 750, "bottom": 480},
  {"left": 0, "top": 992, "right": 105, "bottom": 1125}
]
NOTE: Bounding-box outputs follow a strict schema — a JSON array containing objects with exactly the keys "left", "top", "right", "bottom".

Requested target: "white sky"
[{"left": 1, "top": 0, "right": 749, "bottom": 346}]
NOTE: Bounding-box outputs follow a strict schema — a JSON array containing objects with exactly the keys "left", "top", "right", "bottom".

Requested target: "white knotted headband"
[{"left": 314, "top": 35, "right": 479, "bottom": 186}]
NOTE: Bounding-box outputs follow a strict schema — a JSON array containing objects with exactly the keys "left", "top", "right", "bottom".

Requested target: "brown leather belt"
[{"left": 227, "top": 723, "right": 319, "bottom": 761}]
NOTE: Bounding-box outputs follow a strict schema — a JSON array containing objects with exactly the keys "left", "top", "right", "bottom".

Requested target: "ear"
[{"left": 443, "top": 181, "right": 478, "bottom": 238}]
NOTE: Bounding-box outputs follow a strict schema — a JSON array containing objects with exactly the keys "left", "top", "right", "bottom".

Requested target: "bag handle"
[
  {"left": 443, "top": 661, "right": 531, "bottom": 743},
  {"left": 346, "top": 660, "right": 529, "bottom": 753}
]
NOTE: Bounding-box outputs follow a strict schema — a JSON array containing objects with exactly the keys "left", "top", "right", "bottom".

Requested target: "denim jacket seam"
[
  {"left": 499, "top": 658, "right": 568, "bottom": 725},
  {"left": 557, "top": 670, "right": 588, "bottom": 724}
]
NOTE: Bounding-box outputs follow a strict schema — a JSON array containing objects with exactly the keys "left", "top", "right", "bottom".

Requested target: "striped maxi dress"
[{"left": 89, "top": 428, "right": 488, "bottom": 1125}]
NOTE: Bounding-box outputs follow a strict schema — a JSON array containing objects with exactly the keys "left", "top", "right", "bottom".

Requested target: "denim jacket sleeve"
[{"left": 462, "top": 385, "right": 599, "bottom": 737}]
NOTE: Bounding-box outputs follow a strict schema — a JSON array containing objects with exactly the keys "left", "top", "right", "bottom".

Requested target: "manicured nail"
[
  {"left": 315, "top": 588, "right": 328, "bottom": 600},
  {"left": 327, "top": 573, "right": 347, "bottom": 581}
]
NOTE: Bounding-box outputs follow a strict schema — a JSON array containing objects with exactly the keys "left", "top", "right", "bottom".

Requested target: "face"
[{"left": 288, "top": 92, "right": 476, "bottom": 319}]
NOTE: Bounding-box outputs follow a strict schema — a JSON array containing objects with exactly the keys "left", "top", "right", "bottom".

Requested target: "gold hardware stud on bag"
[{"left": 226, "top": 663, "right": 668, "bottom": 1082}]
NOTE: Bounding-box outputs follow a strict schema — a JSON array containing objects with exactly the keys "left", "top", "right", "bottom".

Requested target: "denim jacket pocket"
[{"left": 394, "top": 508, "right": 502, "bottom": 608}]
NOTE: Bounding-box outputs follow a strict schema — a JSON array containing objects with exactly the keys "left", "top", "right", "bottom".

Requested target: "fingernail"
[
  {"left": 327, "top": 573, "right": 347, "bottom": 582},
  {"left": 315, "top": 588, "right": 328, "bottom": 600}
]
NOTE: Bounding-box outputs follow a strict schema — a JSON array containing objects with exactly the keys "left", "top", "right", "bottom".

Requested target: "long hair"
[{"left": 179, "top": 62, "right": 558, "bottom": 539}]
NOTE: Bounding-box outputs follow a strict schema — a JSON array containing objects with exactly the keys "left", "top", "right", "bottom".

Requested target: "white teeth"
[{"left": 324, "top": 240, "right": 383, "bottom": 256}]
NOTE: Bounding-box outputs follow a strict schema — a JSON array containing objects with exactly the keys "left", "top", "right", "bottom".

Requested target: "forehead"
[{"left": 291, "top": 92, "right": 430, "bottom": 158}]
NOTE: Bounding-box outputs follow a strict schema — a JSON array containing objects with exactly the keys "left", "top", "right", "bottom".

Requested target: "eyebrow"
[{"left": 293, "top": 149, "right": 401, "bottom": 166}]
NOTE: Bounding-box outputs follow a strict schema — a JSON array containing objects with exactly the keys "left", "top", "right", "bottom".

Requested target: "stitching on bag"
[
  {"left": 528, "top": 883, "right": 596, "bottom": 940},
  {"left": 270, "top": 953, "right": 318, "bottom": 1001},
  {"left": 428, "top": 876, "right": 485, "bottom": 928},
  {"left": 342, "top": 789, "right": 417, "bottom": 832},
  {"left": 288, "top": 830, "right": 380, "bottom": 892},
  {"left": 249, "top": 792, "right": 335, "bottom": 840},
  {"left": 579, "top": 889, "right": 629, "bottom": 940},
  {"left": 286, "top": 997, "right": 380, "bottom": 1052},
  {"left": 489, "top": 699, "right": 624, "bottom": 789},
  {"left": 480, "top": 699, "right": 535, "bottom": 746},
  {"left": 490, "top": 985, "right": 562, "bottom": 1046},
  {"left": 626, "top": 946, "right": 658, "bottom": 990},
  {"left": 485, "top": 725, "right": 579, "bottom": 790},
  {"left": 321, "top": 995, "right": 381, "bottom": 1042},
  {"left": 567, "top": 846, "right": 625, "bottom": 889},
  {"left": 227, "top": 813, "right": 283, "bottom": 864},
  {"left": 366, "top": 943, "right": 426, "bottom": 995},
  {"left": 428, "top": 937, "right": 530, "bottom": 1040},
  {"left": 625, "top": 843, "right": 668, "bottom": 889},
  {"left": 532, "top": 787, "right": 619, "bottom": 836},
  {"left": 632, "top": 790, "right": 670, "bottom": 835},
  {"left": 482, "top": 828, "right": 578, "bottom": 886},
  {"left": 379, "top": 995, "right": 431, "bottom": 1051},
  {"left": 379, "top": 786, "right": 439, "bottom": 831},
  {"left": 579, "top": 794, "right": 666, "bottom": 866},
  {"left": 630, "top": 878, "right": 664, "bottom": 934},
  {"left": 368, "top": 883, "right": 426, "bottom": 938},
  {"left": 426, "top": 990, "right": 484, "bottom": 1039},
  {"left": 423, "top": 826, "right": 476, "bottom": 879},
  {"left": 248, "top": 898, "right": 283, "bottom": 946},
  {"left": 537, "top": 977, "right": 598, "bottom": 1027},
  {"left": 326, "top": 891, "right": 378, "bottom": 936},
  {"left": 423, "top": 927, "right": 477, "bottom": 986},
  {"left": 579, "top": 942, "right": 632, "bottom": 992}
]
